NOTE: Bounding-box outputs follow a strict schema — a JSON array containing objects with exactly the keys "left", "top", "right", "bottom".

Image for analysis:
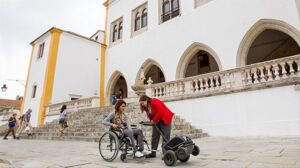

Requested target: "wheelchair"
[{"left": 99, "top": 125, "right": 150, "bottom": 162}]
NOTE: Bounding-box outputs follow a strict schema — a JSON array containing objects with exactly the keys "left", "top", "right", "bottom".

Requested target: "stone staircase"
[
  {"left": 0, "top": 124, "right": 8, "bottom": 136},
  {"left": 19, "top": 102, "right": 207, "bottom": 142}
]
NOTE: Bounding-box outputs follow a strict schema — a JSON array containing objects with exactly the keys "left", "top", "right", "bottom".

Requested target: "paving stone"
[{"left": 1, "top": 134, "right": 300, "bottom": 168}]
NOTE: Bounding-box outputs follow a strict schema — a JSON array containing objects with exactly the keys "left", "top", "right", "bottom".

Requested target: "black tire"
[
  {"left": 179, "top": 155, "right": 190, "bottom": 162},
  {"left": 192, "top": 145, "right": 200, "bottom": 156},
  {"left": 120, "top": 153, "right": 127, "bottom": 162},
  {"left": 177, "top": 147, "right": 188, "bottom": 161},
  {"left": 99, "top": 131, "right": 120, "bottom": 162},
  {"left": 163, "top": 150, "right": 177, "bottom": 166}
]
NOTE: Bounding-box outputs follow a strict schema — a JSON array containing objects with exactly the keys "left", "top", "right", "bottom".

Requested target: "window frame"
[
  {"left": 160, "top": 0, "right": 181, "bottom": 23},
  {"left": 110, "top": 17, "right": 123, "bottom": 46},
  {"left": 131, "top": 2, "right": 148, "bottom": 38}
]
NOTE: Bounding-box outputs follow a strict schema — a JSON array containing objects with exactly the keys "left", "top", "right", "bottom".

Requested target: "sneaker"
[
  {"left": 142, "top": 150, "right": 152, "bottom": 155},
  {"left": 3, "top": 137, "right": 8, "bottom": 140},
  {"left": 134, "top": 151, "right": 144, "bottom": 158},
  {"left": 15, "top": 137, "right": 20, "bottom": 140}
]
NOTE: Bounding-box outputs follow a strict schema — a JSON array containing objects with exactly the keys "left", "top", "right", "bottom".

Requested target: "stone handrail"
[
  {"left": 46, "top": 96, "right": 100, "bottom": 116},
  {"left": 146, "top": 54, "right": 300, "bottom": 99}
]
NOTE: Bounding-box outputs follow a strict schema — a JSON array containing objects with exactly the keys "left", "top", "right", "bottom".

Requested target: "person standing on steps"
[
  {"left": 139, "top": 95, "right": 174, "bottom": 158},
  {"left": 16, "top": 108, "right": 33, "bottom": 139},
  {"left": 3, "top": 113, "right": 17, "bottom": 140},
  {"left": 58, "top": 105, "right": 68, "bottom": 136}
]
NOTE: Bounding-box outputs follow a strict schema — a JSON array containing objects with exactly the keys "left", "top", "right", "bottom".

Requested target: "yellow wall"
[
  {"left": 37, "top": 29, "right": 62, "bottom": 126},
  {"left": 100, "top": 3, "right": 109, "bottom": 107}
]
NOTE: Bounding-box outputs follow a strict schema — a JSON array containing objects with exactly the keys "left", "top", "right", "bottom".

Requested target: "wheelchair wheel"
[{"left": 99, "top": 131, "right": 120, "bottom": 162}]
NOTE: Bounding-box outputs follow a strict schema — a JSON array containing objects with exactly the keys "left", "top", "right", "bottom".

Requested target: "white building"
[
  {"left": 22, "top": 0, "right": 300, "bottom": 135},
  {"left": 22, "top": 28, "right": 102, "bottom": 126},
  {"left": 102, "top": 0, "right": 300, "bottom": 136}
]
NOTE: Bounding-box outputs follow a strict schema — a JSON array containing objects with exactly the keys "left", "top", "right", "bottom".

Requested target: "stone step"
[{"left": 19, "top": 102, "right": 208, "bottom": 142}]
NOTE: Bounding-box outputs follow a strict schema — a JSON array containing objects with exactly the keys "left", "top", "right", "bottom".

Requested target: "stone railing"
[
  {"left": 46, "top": 96, "right": 100, "bottom": 116},
  {"left": 146, "top": 55, "right": 300, "bottom": 100}
]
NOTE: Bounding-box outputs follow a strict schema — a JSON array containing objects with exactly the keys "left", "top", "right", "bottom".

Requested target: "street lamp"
[
  {"left": 1, "top": 79, "right": 25, "bottom": 92},
  {"left": 1, "top": 84, "right": 7, "bottom": 92}
]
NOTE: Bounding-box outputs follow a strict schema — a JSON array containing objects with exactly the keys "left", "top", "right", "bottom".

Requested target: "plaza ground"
[{"left": 0, "top": 136, "right": 299, "bottom": 168}]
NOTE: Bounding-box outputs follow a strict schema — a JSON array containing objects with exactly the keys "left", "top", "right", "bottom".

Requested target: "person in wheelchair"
[{"left": 102, "top": 100, "right": 151, "bottom": 158}]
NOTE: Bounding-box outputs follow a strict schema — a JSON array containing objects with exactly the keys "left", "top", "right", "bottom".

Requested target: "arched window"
[
  {"left": 171, "top": 0, "right": 179, "bottom": 10},
  {"left": 135, "top": 12, "right": 141, "bottom": 31},
  {"left": 163, "top": 0, "right": 170, "bottom": 15},
  {"left": 171, "top": 0, "right": 179, "bottom": 17},
  {"left": 142, "top": 8, "right": 148, "bottom": 28},
  {"left": 112, "top": 25, "right": 118, "bottom": 42},
  {"left": 162, "top": 0, "right": 179, "bottom": 22},
  {"left": 118, "top": 22, "right": 123, "bottom": 40}
]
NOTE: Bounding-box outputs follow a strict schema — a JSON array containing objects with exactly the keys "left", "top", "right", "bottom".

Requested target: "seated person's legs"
[
  {"left": 132, "top": 128, "right": 144, "bottom": 151},
  {"left": 123, "top": 129, "right": 144, "bottom": 157}
]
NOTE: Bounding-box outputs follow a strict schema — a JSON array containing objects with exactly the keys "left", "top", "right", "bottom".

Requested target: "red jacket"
[{"left": 145, "top": 98, "right": 174, "bottom": 125}]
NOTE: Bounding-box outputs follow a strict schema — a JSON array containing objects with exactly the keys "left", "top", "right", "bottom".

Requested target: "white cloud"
[{"left": 0, "top": 0, "right": 106, "bottom": 99}]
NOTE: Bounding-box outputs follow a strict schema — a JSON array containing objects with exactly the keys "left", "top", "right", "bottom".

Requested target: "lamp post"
[{"left": 1, "top": 84, "right": 7, "bottom": 92}]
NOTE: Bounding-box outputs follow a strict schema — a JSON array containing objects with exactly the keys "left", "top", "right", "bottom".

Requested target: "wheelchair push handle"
[
  {"left": 139, "top": 121, "right": 156, "bottom": 126},
  {"left": 139, "top": 121, "right": 168, "bottom": 142}
]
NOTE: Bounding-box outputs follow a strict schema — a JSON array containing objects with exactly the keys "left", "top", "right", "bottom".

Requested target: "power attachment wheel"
[
  {"left": 179, "top": 155, "right": 190, "bottom": 162},
  {"left": 177, "top": 147, "right": 190, "bottom": 162},
  {"left": 120, "top": 153, "right": 127, "bottom": 162},
  {"left": 163, "top": 150, "right": 177, "bottom": 166},
  {"left": 192, "top": 145, "right": 200, "bottom": 156},
  {"left": 176, "top": 147, "right": 188, "bottom": 161}
]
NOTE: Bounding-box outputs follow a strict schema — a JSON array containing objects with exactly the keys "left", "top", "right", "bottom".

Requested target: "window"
[
  {"left": 110, "top": 17, "right": 123, "bottom": 44},
  {"left": 37, "top": 42, "right": 45, "bottom": 59},
  {"left": 118, "top": 22, "right": 123, "bottom": 40},
  {"left": 142, "top": 8, "right": 147, "bottom": 28},
  {"left": 132, "top": 2, "right": 148, "bottom": 37},
  {"left": 135, "top": 13, "right": 141, "bottom": 31},
  {"left": 95, "top": 36, "right": 98, "bottom": 41},
  {"left": 32, "top": 85, "right": 37, "bottom": 98},
  {"left": 171, "top": 0, "right": 180, "bottom": 17},
  {"left": 161, "top": 0, "right": 180, "bottom": 23},
  {"left": 112, "top": 25, "right": 118, "bottom": 42}
]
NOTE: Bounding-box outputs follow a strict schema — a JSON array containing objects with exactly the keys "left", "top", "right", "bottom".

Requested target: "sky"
[{"left": 0, "top": 0, "right": 106, "bottom": 100}]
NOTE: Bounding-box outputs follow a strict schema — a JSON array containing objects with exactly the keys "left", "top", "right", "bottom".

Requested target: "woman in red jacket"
[{"left": 139, "top": 95, "right": 174, "bottom": 158}]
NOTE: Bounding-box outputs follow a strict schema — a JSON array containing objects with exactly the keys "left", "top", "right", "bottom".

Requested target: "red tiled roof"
[{"left": 0, "top": 99, "right": 22, "bottom": 108}]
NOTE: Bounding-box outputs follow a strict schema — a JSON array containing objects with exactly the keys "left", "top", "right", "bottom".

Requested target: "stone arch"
[
  {"left": 175, "top": 42, "right": 222, "bottom": 79},
  {"left": 135, "top": 58, "right": 166, "bottom": 84},
  {"left": 105, "top": 70, "right": 128, "bottom": 105},
  {"left": 236, "top": 19, "right": 300, "bottom": 66}
]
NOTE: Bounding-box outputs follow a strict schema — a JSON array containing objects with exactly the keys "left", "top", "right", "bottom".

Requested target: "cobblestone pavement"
[{"left": 0, "top": 136, "right": 299, "bottom": 168}]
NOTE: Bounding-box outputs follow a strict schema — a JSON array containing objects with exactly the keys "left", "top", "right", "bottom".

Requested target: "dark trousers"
[
  {"left": 4, "top": 127, "right": 16, "bottom": 138},
  {"left": 151, "top": 121, "right": 171, "bottom": 151},
  {"left": 123, "top": 128, "right": 144, "bottom": 152}
]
